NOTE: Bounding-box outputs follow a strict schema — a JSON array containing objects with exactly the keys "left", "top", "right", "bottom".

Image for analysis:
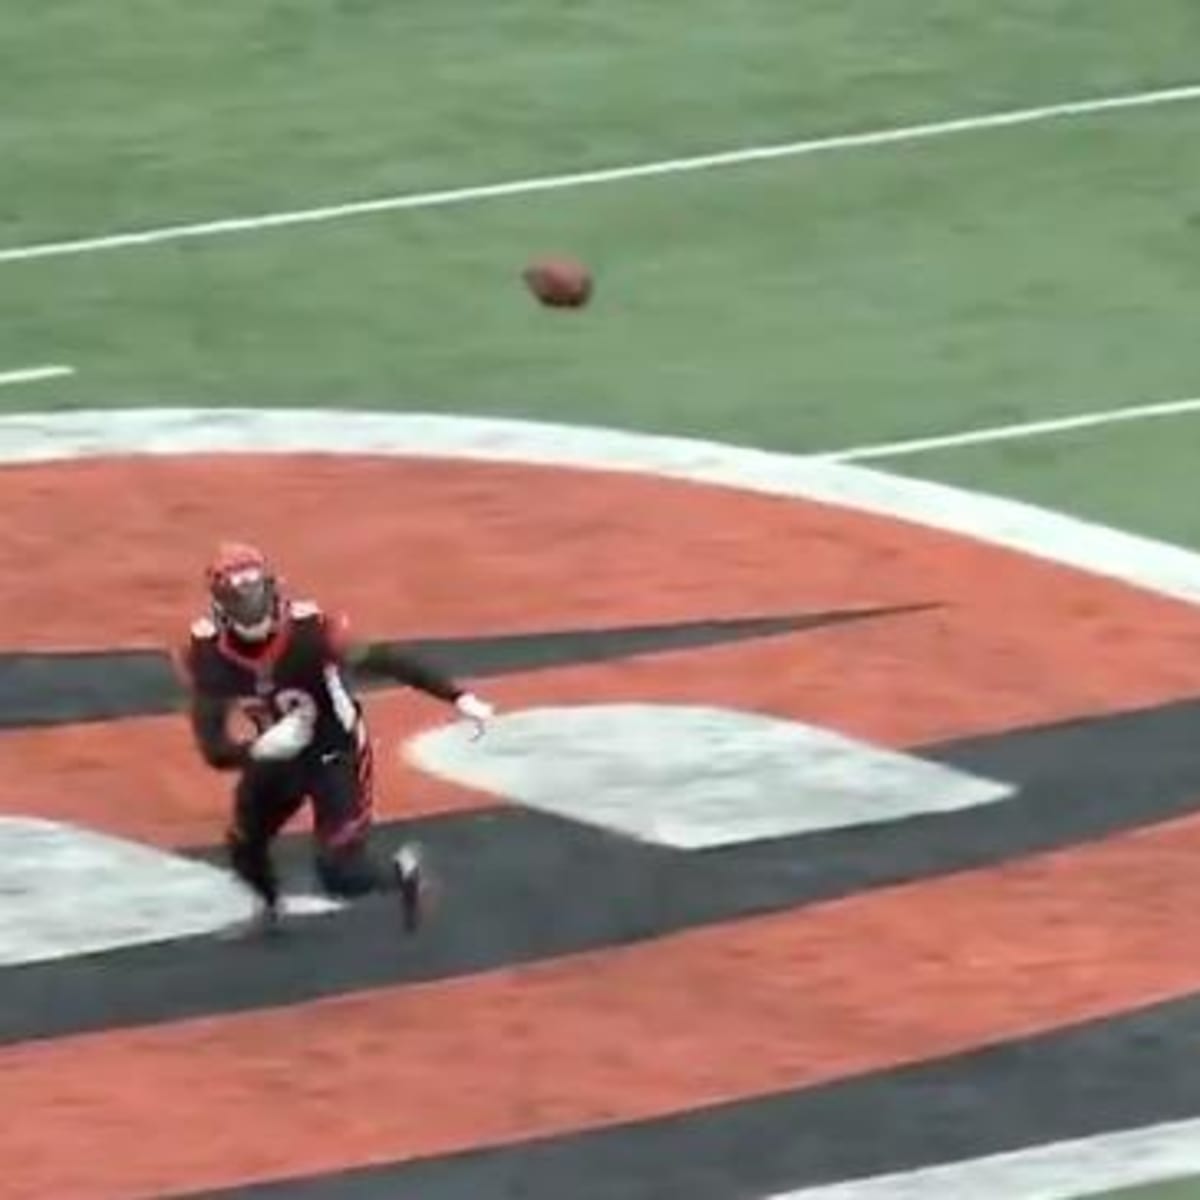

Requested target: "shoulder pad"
[
  {"left": 289, "top": 599, "right": 322, "bottom": 620},
  {"left": 190, "top": 616, "right": 217, "bottom": 640}
]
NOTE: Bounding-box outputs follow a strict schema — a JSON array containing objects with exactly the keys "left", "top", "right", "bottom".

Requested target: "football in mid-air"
[{"left": 522, "top": 257, "right": 593, "bottom": 308}]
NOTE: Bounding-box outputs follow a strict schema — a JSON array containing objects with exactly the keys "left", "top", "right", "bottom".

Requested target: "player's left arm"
[{"left": 322, "top": 613, "right": 495, "bottom": 732}]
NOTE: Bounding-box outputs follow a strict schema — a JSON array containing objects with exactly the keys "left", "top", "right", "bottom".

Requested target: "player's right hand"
[{"left": 249, "top": 710, "right": 314, "bottom": 762}]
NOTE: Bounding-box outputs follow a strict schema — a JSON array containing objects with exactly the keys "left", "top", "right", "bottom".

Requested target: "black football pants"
[{"left": 225, "top": 743, "right": 392, "bottom": 904}]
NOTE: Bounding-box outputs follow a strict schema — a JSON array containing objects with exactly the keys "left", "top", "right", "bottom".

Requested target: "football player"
[{"left": 177, "top": 542, "right": 494, "bottom": 934}]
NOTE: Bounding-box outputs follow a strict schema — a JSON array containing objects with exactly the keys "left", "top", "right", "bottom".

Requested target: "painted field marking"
[
  {"left": 772, "top": 1115, "right": 1200, "bottom": 1199},
  {"left": 0, "top": 817, "right": 269, "bottom": 965},
  {"left": 4, "top": 408, "right": 1200, "bottom": 608},
  {"left": 819, "top": 393, "right": 1200, "bottom": 463},
  {"left": 2, "top": 409, "right": 1199, "bottom": 1198},
  {"left": 0, "top": 365, "right": 74, "bottom": 388},
  {"left": 407, "top": 704, "right": 1011, "bottom": 848},
  {"left": 1, "top": 82, "right": 1198, "bottom": 265}
]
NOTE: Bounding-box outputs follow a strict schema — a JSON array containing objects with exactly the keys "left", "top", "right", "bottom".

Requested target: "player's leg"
[
  {"left": 309, "top": 737, "right": 425, "bottom": 929},
  {"left": 226, "top": 762, "right": 306, "bottom": 921},
  {"left": 310, "top": 734, "right": 378, "bottom": 896}
]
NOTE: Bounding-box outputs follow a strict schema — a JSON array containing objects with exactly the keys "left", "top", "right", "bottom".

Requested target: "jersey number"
[{"left": 241, "top": 688, "right": 319, "bottom": 733}]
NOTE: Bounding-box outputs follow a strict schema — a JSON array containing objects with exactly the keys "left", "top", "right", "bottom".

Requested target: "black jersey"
[{"left": 184, "top": 599, "right": 364, "bottom": 763}]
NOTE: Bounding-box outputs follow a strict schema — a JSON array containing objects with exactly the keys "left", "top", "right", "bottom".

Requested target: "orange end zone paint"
[{"left": 3, "top": 455, "right": 1200, "bottom": 845}]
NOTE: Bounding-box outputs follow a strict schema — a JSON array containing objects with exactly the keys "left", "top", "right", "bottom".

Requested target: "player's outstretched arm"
[
  {"left": 346, "top": 642, "right": 463, "bottom": 701},
  {"left": 344, "top": 641, "right": 495, "bottom": 736}
]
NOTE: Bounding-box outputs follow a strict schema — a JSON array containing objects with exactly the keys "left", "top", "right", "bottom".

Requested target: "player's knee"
[{"left": 315, "top": 843, "right": 381, "bottom": 898}]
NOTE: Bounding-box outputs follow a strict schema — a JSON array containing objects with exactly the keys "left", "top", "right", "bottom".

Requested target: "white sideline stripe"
[
  {"left": 819, "top": 394, "right": 1200, "bottom": 462},
  {"left": 771, "top": 1116, "right": 1200, "bottom": 1199},
  {"left": 6, "top": 408, "right": 1200, "bottom": 610},
  {"left": 0, "top": 365, "right": 74, "bottom": 388},
  {"left": 2, "top": 82, "right": 1199, "bottom": 264}
]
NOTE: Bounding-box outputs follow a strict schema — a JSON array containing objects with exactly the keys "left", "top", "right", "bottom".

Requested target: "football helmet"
[{"left": 206, "top": 542, "right": 280, "bottom": 641}]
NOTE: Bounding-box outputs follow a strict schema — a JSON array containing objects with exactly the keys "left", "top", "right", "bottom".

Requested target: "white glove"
[
  {"left": 249, "top": 709, "right": 314, "bottom": 763},
  {"left": 455, "top": 692, "right": 494, "bottom": 740}
]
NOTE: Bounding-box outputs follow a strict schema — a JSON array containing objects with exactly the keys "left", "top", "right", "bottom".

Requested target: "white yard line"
[
  {"left": 771, "top": 1116, "right": 1200, "bottom": 1199},
  {"left": 0, "top": 365, "right": 74, "bottom": 388},
  {"left": 1, "top": 82, "right": 1199, "bottom": 265},
  {"left": 819, "top": 394, "right": 1200, "bottom": 462}
]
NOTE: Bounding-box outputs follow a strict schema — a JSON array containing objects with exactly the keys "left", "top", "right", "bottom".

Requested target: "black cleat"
[{"left": 393, "top": 843, "right": 425, "bottom": 933}]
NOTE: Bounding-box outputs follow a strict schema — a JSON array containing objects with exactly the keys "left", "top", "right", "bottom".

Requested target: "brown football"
[{"left": 522, "top": 257, "right": 593, "bottom": 308}]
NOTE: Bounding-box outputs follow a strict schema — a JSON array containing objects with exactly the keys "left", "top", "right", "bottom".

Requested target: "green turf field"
[
  {"left": 4, "top": 5, "right": 1200, "bottom": 1191},
  {"left": 1086, "top": 1180, "right": 1200, "bottom": 1199},
  {"left": 3, "top": 0, "right": 1200, "bottom": 551}
]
